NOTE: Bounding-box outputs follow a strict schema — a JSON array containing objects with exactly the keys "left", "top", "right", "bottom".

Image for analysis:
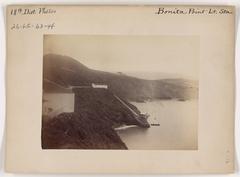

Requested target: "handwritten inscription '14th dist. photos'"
[
  {"left": 155, "top": 7, "right": 232, "bottom": 15},
  {"left": 10, "top": 7, "right": 56, "bottom": 16}
]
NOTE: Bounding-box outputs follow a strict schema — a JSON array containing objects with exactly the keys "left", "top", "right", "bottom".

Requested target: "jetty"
[{"left": 113, "top": 94, "right": 150, "bottom": 128}]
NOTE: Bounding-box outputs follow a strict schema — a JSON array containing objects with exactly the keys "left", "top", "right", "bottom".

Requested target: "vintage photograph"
[{"left": 42, "top": 35, "right": 199, "bottom": 150}]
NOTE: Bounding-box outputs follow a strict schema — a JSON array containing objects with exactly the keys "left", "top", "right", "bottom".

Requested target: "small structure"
[{"left": 91, "top": 83, "right": 108, "bottom": 89}]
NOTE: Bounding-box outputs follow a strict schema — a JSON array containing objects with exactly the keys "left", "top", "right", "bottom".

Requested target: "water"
[
  {"left": 117, "top": 100, "right": 198, "bottom": 150},
  {"left": 43, "top": 93, "right": 74, "bottom": 118}
]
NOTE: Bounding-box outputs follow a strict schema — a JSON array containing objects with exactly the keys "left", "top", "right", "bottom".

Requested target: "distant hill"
[{"left": 43, "top": 54, "right": 198, "bottom": 101}]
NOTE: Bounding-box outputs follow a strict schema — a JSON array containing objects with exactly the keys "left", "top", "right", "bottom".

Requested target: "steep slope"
[
  {"left": 43, "top": 54, "right": 198, "bottom": 101},
  {"left": 42, "top": 112, "right": 128, "bottom": 149}
]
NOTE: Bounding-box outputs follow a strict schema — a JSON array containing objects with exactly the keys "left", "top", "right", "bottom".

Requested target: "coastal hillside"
[
  {"left": 42, "top": 87, "right": 148, "bottom": 149},
  {"left": 43, "top": 54, "right": 198, "bottom": 101},
  {"left": 42, "top": 112, "right": 128, "bottom": 149},
  {"left": 42, "top": 54, "right": 198, "bottom": 149}
]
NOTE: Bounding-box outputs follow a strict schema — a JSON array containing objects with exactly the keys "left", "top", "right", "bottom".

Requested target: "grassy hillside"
[
  {"left": 42, "top": 112, "right": 128, "bottom": 149},
  {"left": 43, "top": 54, "right": 198, "bottom": 101}
]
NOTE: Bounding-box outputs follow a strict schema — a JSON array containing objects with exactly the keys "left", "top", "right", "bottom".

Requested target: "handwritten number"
[
  {"left": 10, "top": 23, "right": 55, "bottom": 30},
  {"left": 10, "top": 9, "right": 17, "bottom": 15}
]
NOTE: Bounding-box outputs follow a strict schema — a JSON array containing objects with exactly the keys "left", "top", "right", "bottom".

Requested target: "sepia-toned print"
[{"left": 42, "top": 35, "right": 199, "bottom": 150}]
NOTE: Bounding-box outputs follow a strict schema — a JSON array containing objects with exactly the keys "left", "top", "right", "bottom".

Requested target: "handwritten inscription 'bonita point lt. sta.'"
[{"left": 155, "top": 7, "right": 233, "bottom": 15}]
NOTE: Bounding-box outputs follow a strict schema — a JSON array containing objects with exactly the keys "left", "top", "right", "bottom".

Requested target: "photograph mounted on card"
[{"left": 5, "top": 5, "right": 235, "bottom": 174}]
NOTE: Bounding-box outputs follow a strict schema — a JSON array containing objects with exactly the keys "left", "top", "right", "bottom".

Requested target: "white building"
[{"left": 91, "top": 83, "right": 108, "bottom": 89}]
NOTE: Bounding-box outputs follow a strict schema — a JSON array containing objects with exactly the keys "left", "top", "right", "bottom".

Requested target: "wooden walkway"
[{"left": 113, "top": 94, "right": 150, "bottom": 128}]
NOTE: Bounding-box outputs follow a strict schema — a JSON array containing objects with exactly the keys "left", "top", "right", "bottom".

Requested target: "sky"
[{"left": 44, "top": 35, "right": 199, "bottom": 80}]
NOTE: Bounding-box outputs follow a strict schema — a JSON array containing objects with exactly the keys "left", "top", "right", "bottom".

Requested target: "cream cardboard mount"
[{"left": 5, "top": 5, "right": 235, "bottom": 174}]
